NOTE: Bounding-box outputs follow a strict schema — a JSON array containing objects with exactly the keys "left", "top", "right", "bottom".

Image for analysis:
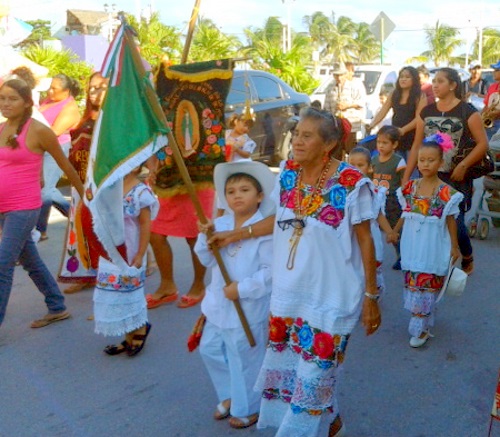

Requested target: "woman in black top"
[{"left": 368, "top": 66, "right": 427, "bottom": 158}]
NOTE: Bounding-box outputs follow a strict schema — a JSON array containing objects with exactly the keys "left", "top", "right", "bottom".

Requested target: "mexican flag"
[{"left": 84, "top": 24, "right": 168, "bottom": 268}]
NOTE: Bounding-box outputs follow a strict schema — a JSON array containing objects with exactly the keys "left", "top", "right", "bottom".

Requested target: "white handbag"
[{"left": 436, "top": 259, "right": 468, "bottom": 303}]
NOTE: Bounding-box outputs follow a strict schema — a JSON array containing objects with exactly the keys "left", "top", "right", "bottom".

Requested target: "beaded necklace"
[{"left": 287, "top": 158, "right": 332, "bottom": 270}]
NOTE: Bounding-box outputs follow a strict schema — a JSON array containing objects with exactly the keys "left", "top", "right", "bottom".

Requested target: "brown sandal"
[
  {"left": 461, "top": 255, "right": 474, "bottom": 275},
  {"left": 328, "top": 415, "right": 345, "bottom": 436},
  {"left": 229, "top": 413, "right": 258, "bottom": 429},
  {"left": 213, "top": 399, "right": 231, "bottom": 420}
]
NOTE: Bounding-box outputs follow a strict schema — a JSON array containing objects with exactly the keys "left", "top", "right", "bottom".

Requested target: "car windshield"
[
  {"left": 354, "top": 71, "right": 382, "bottom": 95},
  {"left": 226, "top": 75, "right": 247, "bottom": 106}
]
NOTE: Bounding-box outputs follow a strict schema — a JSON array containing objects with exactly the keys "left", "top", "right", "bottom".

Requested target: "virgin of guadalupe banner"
[{"left": 154, "top": 59, "right": 233, "bottom": 197}]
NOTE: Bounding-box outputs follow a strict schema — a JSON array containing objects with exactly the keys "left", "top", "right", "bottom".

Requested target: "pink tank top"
[
  {"left": 0, "top": 119, "right": 43, "bottom": 212},
  {"left": 40, "top": 97, "right": 74, "bottom": 145}
]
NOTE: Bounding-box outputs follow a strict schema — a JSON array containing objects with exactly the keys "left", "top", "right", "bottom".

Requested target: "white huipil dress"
[
  {"left": 397, "top": 180, "right": 462, "bottom": 337},
  {"left": 255, "top": 160, "right": 374, "bottom": 437},
  {"left": 93, "top": 183, "right": 159, "bottom": 336}
]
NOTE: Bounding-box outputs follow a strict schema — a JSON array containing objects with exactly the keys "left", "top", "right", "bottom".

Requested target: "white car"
[{"left": 310, "top": 64, "right": 398, "bottom": 119}]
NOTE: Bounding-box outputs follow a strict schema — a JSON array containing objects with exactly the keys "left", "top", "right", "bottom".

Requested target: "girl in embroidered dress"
[
  {"left": 225, "top": 113, "right": 256, "bottom": 162},
  {"left": 94, "top": 165, "right": 159, "bottom": 357},
  {"left": 348, "top": 146, "right": 398, "bottom": 298},
  {"left": 395, "top": 133, "right": 462, "bottom": 348},
  {"left": 195, "top": 161, "right": 275, "bottom": 430}
]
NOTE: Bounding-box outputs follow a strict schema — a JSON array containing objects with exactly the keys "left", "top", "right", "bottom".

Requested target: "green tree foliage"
[
  {"left": 22, "top": 45, "right": 93, "bottom": 98},
  {"left": 302, "top": 12, "right": 379, "bottom": 65},
  {"left": 351, "top": 22, "right": 380, "bottom": 64},
  {"left": 127, "top": 12, "right": 182, "bottom": 68},
  {"left": 189, "top": 17, "right": 243, "bottom": 62},
  {"left": 421, "top": 20, "right": 463, "bottom": 66},
  {"left": 303, "top": 11, "right": 334, "bottom": 53},
  {"left": 244, "top": 21, "right": 319, "bottom": 94},
  {"left": 474, "top": 28, "right": 500, "bottom": 66},
  {"left": 15, "top": 20, "right": 54, "bottom": 50}
]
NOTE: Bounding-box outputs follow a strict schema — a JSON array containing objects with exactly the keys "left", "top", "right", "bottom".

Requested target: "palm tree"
[
  {"left": 471, "top": 28, "right": 500, "bottom": 66},
  {"left": 127, "top": 12, "right": 182, "bottom": 67},
  {"left": 190, "top": 17, "right": 243, "bottom": 62},
  {"left": 351, "top": 22, "right": 380, "bottom": 64},
  {"left": 302, "top": 11, "right": 334, "bottom": 55},
  {"left": 420, "top": 20, "right": 463, "bottom": 66},
  {"left": 244, "top": 19, "right": 319, "bottom": 94}
]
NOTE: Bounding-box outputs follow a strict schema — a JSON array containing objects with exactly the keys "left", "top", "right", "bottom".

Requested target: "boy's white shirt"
[{"left": 194, "top": 209, "right": 273, "bottom": 329}]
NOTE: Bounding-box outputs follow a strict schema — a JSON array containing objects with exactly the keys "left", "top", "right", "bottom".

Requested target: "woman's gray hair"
[{"left": 298, "top": 107, "right": 341, "bottom": 144}]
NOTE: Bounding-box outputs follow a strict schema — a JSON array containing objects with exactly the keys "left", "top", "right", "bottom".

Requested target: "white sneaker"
[{"left": 409, "top": 331, "right": 432, "bottom": 348}]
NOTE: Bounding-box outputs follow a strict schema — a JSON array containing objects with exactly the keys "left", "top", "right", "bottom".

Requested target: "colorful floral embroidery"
[
  {"left": 279, "top": 160, "right": 363, "bottom": 229},
  {"left": 404, "top": 271, "right": 445, "bottom": 292},
  {"left": 268, "top": 315, "right": 349, "bottom": 369},
  {"left": 402, "top": 180, "right": 457, "bottom": 218},
  {"left": 96, "top": 270, "right": 145, "bottom": 292}
]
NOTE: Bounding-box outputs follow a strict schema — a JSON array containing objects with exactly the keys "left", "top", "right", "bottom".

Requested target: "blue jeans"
[
  {"left": 36, "top": 147, "right": 71, "bottom": 233},
  {"left": 0, "top": 209, "right": 66, "bottom": 325}
]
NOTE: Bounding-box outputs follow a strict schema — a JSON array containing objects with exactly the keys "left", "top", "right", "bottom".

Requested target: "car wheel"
[{"left": 478, "top": 218, "right": 489, "bottom": 240}]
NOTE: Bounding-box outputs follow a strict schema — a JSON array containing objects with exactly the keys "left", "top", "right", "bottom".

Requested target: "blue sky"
[{"left": 9, "top": 0, "right": 500, "bottom": 65}]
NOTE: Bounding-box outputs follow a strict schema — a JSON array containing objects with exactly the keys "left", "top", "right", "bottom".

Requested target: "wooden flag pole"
[
  {"left": 122, "top": 25, "right": 256, "bottom": 347},
  {"left": 181, "top": 0, "right": 202, "bottom": 64}
]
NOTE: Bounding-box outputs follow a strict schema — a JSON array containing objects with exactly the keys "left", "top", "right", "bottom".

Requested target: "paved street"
[{"left": 0, "top": 209, "right": 499, "bottom": 437}]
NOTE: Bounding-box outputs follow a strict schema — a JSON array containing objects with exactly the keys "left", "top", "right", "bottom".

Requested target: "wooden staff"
[
  {"left": 123, "top": 26, "right": 256, "bottom": 347},
  {"left": 181, "top": 0, "right": 202, "bottom": 64}
]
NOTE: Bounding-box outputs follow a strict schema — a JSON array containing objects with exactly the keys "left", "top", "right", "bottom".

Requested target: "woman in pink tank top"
[
  {"left": 37, "top": 74, "right": 81, "bottom": 240},
  {"left": 0, "top": 79, "right": 84, "bottom": 329}
]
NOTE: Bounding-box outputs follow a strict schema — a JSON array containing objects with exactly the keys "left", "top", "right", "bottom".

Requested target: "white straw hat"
[{"left": 214, "top": 161, "right": 276, "bottom": 218}]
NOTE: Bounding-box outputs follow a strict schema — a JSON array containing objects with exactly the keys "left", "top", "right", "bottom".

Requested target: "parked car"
[
  {"left": 226, "top": 70, "right": 310, "bottom": 165},
  {"left": 309, "top": 65, "right": 398, "bottom": 119}
]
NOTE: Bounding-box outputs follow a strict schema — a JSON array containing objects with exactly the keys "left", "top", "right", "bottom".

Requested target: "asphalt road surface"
[{"left": 0, "top": 210, "right": 499, "bottom": 437}]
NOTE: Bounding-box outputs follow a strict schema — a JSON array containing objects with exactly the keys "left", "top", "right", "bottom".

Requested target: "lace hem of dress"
[
  {"left": 94, "top": 309, "right": 147, "bottom": 337},
  {"left": 259, "top": 367, "right": 339, "bottom": 414}
]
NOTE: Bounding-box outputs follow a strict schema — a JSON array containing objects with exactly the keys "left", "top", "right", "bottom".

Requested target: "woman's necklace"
[{"left": 286, "top": 158, "right": 332, "bottom": 270}]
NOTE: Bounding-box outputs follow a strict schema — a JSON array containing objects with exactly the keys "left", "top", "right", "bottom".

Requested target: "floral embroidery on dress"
[
  {"left": 279, "top": 160, "right": 363, "bottom": 229},
  {"left": 401, "top": 180, "right": 457, "bottom": 218},
  {"left": 96, "top": 269, "right": 145, "bottom": 292},
  {"left": 123, "top": 184, "right": 155, "bottom": 216},
  {"left": 404, "top": 271, "right": 445, "bottom": 292},
  {"left": 268, "top": 315, "right": 349, "bottom": 369}
]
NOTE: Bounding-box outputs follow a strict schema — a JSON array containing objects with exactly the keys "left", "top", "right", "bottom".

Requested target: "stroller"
[{"left": 468, "top": 133, "right": 500, "bottom": 240}]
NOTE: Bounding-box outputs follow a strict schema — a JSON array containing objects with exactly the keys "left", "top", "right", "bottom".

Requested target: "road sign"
[{"left": 370, "top": 11, "right": 395, "bottom": 42}]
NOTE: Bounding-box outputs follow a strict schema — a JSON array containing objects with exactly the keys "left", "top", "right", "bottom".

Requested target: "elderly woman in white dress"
[{"left": 209, "top": 107, "right": 381, "bottom": 436}]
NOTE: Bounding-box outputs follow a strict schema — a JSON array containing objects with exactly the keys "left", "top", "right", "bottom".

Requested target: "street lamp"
[{"left": 281, "top": 0, "right": 295, "bottom": 53}]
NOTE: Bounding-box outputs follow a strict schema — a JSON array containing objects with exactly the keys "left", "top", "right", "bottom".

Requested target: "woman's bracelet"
[
  {"left": 364, "top": 291, "right": 380, "bottom": 301},
  {"left": 247, "top": 225, "right": 254, "bottom": 238}
]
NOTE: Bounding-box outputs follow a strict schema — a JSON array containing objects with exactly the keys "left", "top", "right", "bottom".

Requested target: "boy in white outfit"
[{"left": 195, "top": 161, "right": 275, "bottom": 430}]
